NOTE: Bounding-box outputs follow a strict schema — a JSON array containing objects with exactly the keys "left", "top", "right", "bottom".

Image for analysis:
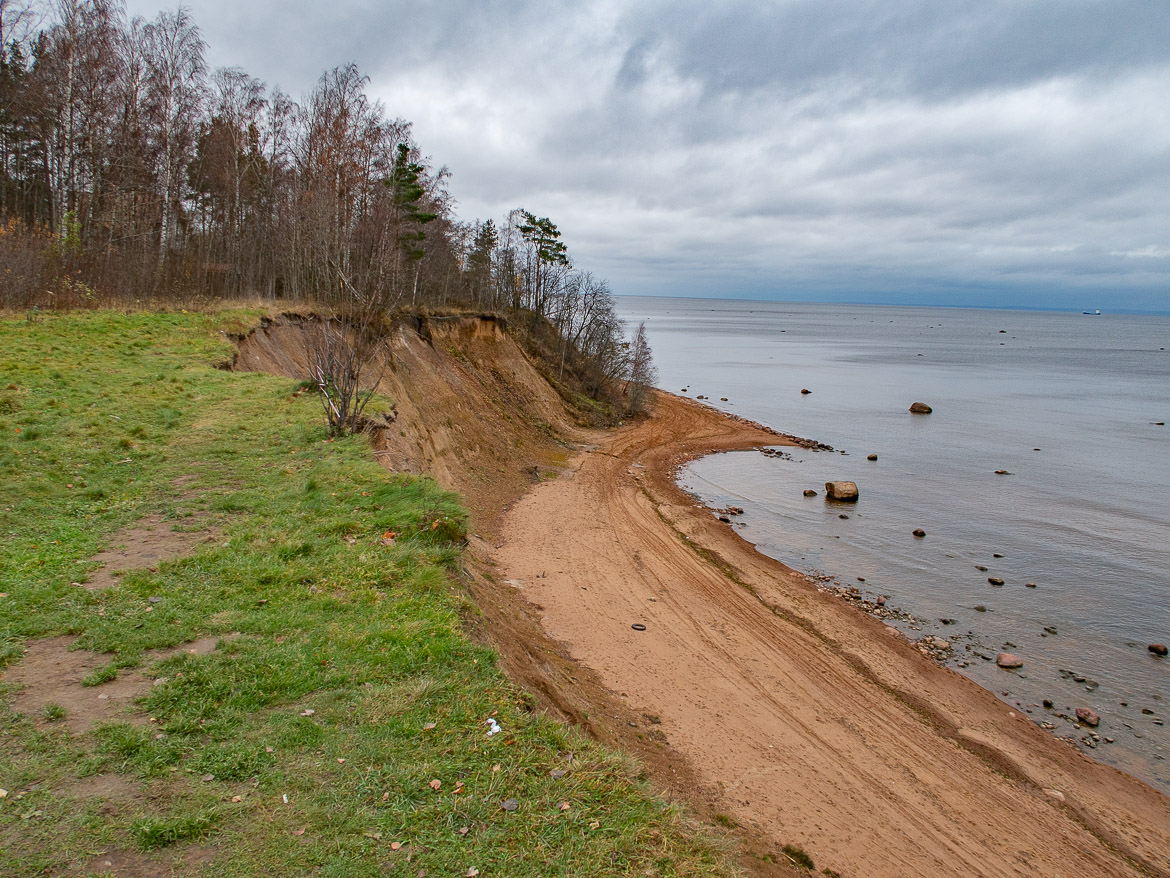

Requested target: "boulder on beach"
[
  {"left": 1075, "top": 707, "right": 1101, "bottom": 727},
  {"left": 1150, "top": 643, "right": 1168, "bottom": 656},
  {"left": 909, "top": 402, "right": 933, "bottom": 414},
  {"left": 824, "top": 481, "right": 859, "bottom": 502},
  {"left": 997, "top": 652, "right": 1024, "bottom": 669}
]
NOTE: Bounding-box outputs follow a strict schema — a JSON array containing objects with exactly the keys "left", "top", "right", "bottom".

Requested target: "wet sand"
[{"left": 494, "top": 390, "right": 1170, "bottom": 878}]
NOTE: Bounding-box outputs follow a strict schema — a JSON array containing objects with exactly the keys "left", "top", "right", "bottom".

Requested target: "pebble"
[
  {"left": 867, "top": 453, "right": 878, "bottom": 461},
  {"left": 1025, "top": 582, "right": 1037, "bottom": 588},
  {"left": 988, "top": 577, "right": 1005, "bottom": 586},
  {"left": 912, "top": 528, "right": 926, "bottom": 538},
  {"left": 1150, "top": 644, "right": 1168, "bottom": 656},
  {"left": 803, "top": 489, "right": 817, "bottom": 497}
]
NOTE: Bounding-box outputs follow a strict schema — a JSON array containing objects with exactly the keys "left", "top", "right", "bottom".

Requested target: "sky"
[{"left": 122, "top": 0, "right": 1170, "bottom": 312}]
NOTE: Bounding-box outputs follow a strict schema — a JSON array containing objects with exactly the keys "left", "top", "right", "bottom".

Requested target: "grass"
[{"left": 0, "top": 309, "right": 737, "bottom": 876}]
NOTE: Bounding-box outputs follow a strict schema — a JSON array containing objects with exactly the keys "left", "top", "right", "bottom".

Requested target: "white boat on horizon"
[{"left": 1083, "top": 309, "right": 1102, "bottom": 315}]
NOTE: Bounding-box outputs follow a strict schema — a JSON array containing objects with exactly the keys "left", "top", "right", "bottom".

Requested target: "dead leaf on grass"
[
  {"left": 465, "top": 869, "right": 479, "bottom": 877},
  {"left": 293, "top": 827, "right": 306, "bottom": 836},
  {"left": 559, "top": 802, "right": 570, "bottom": 811},
  {"left": 428, "top": 779, "right": 441, "bottom": 791},
  {"left": 501, "top": 798, "right": 519, "bottom": 812}
]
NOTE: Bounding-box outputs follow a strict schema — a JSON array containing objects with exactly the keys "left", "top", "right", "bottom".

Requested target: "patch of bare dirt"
[
  {"left": 2, "top": 635, "right": 226, "bottom": 734},
  {"left": 83, "top": 513, "right": 221, "bottom": 591},
  {"left": 79, "top": 844, "right": 217, "bottom": 878}
]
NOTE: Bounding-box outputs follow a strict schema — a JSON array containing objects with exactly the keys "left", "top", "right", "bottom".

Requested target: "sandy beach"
[{"left": 494, "top": 390, "right": 1170, "bottom": 878}]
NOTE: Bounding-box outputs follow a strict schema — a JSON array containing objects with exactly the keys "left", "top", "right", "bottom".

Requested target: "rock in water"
[
  {"left": 867, "top": 453, "right": 878, "bottom": 461},
  {"left": 988, "top": 577, "right": 1005, "bottom": 586},
  {"left": 912, "top": 528, "right": 926, "bottom": 538},
  {"left": 800, "top": 388, "right": 812, "bottom": 395},
  {"left": 1150, "top": 643, "right": 1168, "bottom": 656},
  {"left": 824, "top": 481, "right": 859, "bottom": 502},
  {"left": 909, "top": 402, "right": 933, "bottom": 414},
  {"left": 1075, "top": 707, "right": 1101, "bottom": 727},
  {"left": 803, "top": 489, "right": 818, "bottom": 497},
  {"left": 996, "top": 652, "right": 1024, "bottom": 669}
]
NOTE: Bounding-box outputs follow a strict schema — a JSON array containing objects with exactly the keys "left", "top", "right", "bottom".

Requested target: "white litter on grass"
[{"left": 485, "top": 718, "right": 502, "bottom": 736}]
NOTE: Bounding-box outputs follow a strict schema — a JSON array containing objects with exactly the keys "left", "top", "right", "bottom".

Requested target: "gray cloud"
[{"left": 121, "top": 0, "right": 1170, "bottom": 310}]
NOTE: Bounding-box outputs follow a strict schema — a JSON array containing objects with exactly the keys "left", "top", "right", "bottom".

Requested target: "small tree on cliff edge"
[{"left": 626, "top": 321, "right": 657, "bottom": 414}]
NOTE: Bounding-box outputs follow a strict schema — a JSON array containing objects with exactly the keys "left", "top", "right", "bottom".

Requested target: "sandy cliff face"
[{"left": 231, "top": 313, "right": 580, "bottom": 531}]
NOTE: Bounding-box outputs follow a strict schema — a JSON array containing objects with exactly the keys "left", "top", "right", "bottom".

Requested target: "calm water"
[{"left": 614, "top": 295, "right": 1170, "bottom": 792}]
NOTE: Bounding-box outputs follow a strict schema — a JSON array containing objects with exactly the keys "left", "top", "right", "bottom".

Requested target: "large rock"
[
  {"left": 824, "top": 481, "right": 859, "bottom": 502},
  {"left": 996, "top": 652, "right": 1024, "bottom": 669},
  {"left": 1075, "top": 707, "right": 1100, "bottom": 727},
  {"left": 1150, "top": 643, "right": 1168, "bottom": 656},
  {"left": 909, "top": 402, "right": 933, "bottom": 414}
]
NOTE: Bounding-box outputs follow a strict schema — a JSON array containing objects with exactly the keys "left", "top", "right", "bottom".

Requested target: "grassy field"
[{"left": 0, "top": 310, "right": 737, "bottom": 876}]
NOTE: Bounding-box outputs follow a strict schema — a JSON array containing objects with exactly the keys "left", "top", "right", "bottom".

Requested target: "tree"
[
  {"left": 517, "top": 209, "right": 568, "bottom": 315},
  {"left": 142, "top": 5, "right": 206, "bottom": 258},
  {"left": 466, "top": 218, "right": 496, "bottom": 307},
  {"left": 384, "top": 140, "right": 436, "bottom": 304},
  {"left": 626, "top": 320, "right": 657, "bottom": 413}
]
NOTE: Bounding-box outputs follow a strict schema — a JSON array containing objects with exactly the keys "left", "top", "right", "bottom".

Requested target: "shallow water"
[{"left": 615, "top": 295, "right": 1170, "bottom": 792}]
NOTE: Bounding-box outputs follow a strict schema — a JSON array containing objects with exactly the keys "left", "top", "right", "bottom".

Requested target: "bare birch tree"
[{"left": 142, "top": 5, "right": 205, "bottom": 258}]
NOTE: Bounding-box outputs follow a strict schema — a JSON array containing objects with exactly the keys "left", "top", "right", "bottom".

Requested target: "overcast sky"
[{"left": 125, "top": 0, "right": 1170, "bottom": 311}]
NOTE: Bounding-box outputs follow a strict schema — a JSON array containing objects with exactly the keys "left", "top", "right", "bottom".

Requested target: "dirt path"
[{"left": 495, "top": 391, "right": 1170, "bottom": 878}]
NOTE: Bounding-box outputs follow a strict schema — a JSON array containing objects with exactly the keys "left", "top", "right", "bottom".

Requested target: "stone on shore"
[
  {"left": 824, "top": 481, "right": 859, "bottom": 502},
  {"left": 909, "top": 402, "right": 932, "bottom": 414},
  {"left": 1150, "top": 643, "right": 1168, "bottom": 656},
  {"left": 1076, "top": 707, "right": 1101, "bottom": 727},
  {"left": 997, "top": 652, "right": 1024, "bottom": 669}
]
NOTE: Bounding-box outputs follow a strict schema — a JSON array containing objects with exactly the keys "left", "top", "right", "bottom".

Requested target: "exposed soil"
[
  {"left": 233, "top": 314, "right": 581, "bottom": 532},
  {"left": 3, "top": 635, "right": 226, "bottom": 734},
  {"left": 83, "top": 513, "right": 221, "bottom": 591},
  {"left": 79, "top": 844, "right": 217, "bottom": 878},
  {"left": 494, "top": 391, "right": 1170, "bottom": 878}
]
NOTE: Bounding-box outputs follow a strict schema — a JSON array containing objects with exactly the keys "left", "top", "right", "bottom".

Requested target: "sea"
[{"left": 614, "top": 295, "right": 1170, "bottom": 793}]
